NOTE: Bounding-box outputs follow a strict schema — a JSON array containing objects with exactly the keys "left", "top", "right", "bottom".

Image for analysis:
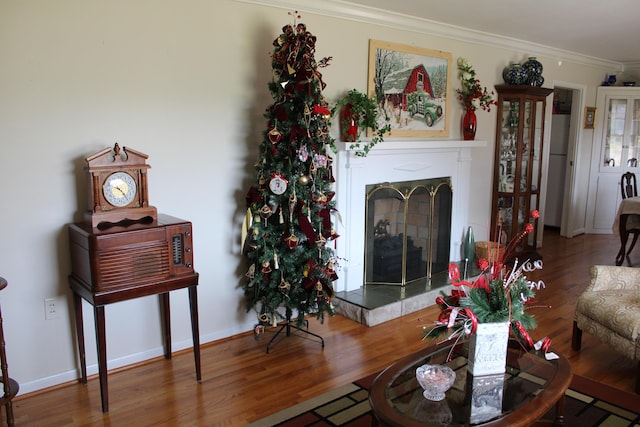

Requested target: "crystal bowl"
[{"left": 415, "top": 364, "right": 456, "bottom": 401}]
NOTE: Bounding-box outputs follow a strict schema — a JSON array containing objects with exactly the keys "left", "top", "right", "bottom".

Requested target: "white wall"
[{"left": 0, "top": 0, "right": 614, "bottom": 394}]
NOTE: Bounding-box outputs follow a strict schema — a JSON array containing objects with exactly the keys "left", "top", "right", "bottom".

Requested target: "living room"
[{"left": 2, "top": 0, "right": 639, "bottom": 425}]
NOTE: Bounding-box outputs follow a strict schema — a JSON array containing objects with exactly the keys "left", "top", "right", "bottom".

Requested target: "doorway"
[
  {"left": 546, "top": 89, "right": 572, "bottom": 229},
  {"left": 544, "top": 83, "right": 586, "bottom": 239}
]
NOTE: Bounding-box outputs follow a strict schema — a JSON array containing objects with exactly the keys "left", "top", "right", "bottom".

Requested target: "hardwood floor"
[{"left": 12, "top": 229, "right": 638, "bottom": 426}]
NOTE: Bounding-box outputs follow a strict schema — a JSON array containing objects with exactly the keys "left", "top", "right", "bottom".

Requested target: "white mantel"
[{"left": 332, "top": 140, "right": 486, "bottom": 292}]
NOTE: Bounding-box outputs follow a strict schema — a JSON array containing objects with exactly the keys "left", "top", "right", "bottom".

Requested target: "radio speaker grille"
[{"left": 97, "top": 243, "right": 170, "bottom": 288}]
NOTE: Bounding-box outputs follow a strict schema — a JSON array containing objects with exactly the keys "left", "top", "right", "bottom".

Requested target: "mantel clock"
[{"left": 84, "top": 143, "right": 157, "bottom": 228}]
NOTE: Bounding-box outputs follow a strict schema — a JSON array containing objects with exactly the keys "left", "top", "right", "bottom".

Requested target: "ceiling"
[{"left": 345, "top": 0, "right": 640, "bottom": 65}]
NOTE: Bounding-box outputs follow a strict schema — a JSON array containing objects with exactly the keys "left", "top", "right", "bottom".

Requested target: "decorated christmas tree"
[{"left": 243, "top": 14, "right": 338, "bottom": 340}]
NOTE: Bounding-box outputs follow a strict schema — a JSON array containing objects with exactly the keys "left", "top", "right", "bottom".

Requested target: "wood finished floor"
[{"left": 11, "top": 228, "right": 639, "bottom": 426}]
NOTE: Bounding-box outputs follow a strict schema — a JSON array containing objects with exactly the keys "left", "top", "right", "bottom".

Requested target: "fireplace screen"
[{"left": 364, "top": 177, "right": 452, "bottom": 286}]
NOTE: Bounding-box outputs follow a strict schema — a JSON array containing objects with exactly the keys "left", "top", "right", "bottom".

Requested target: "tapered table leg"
[{"left": 93, "top": 305, "right": 108, "bottom": 413}]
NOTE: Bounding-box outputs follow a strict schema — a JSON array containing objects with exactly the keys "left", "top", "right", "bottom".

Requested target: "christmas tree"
[{"left": 243, "top": 14, "right": 338, "bottom": 339}]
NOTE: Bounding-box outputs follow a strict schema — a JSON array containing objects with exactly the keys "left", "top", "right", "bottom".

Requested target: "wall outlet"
[{"left": 44, "top": 298, "right": 59, "bottom": 320}]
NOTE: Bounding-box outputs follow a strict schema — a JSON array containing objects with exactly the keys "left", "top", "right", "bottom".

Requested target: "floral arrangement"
[
  {"left": 423, "top": 210, "right": 551, "bottom": 354},
  {"left": 456, "top": 57, "right": 497, "bottom": 112}
]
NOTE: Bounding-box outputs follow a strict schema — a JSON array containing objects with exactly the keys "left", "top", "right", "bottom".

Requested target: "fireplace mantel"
[{"left": 332, "top": 140, "right": 487, "bottom": 292}]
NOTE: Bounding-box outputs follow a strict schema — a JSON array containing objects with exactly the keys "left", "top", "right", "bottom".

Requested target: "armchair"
[{"left": 572, "top": 265, "right": 640, "bottom": 393}]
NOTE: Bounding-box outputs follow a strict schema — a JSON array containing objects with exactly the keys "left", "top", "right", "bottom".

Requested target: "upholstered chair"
[{"left": 572, "top": 265, "right": 640, "bottom": 393}]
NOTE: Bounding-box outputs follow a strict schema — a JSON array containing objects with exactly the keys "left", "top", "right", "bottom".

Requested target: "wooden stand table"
[{"left": 68, "top": 214, "right": 201, "bottom": 412}]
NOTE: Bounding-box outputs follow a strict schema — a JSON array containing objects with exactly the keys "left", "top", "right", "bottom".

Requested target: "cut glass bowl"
[{"left": 415, "top": 364, "right": 456, "bottom": 401}]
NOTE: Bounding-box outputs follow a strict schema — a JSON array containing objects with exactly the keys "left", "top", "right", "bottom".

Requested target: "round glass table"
[{"left": 369, "top": 339, "right": 572, "bottom": 426}]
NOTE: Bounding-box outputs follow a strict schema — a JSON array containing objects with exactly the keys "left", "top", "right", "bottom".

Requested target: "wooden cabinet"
[
  {"left": 68, "top": 214, "right": 201, "bottom": 412},
  {"left": 491, "top": 85, "right": 553, "bottom": 254},
  {"left": 586, "top": 87, "right": 640, "bottom": 234}
]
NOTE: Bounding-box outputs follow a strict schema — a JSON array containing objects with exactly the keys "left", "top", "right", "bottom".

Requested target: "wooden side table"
[{"left": 68, "top": 214, "right": 201, "bottom": 412}]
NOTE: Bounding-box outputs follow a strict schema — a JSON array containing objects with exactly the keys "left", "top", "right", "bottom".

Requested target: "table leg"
[
  {"left": 616, "top": 214, "right": 629, "bottom": 266},
  {"left": 159, "top": 293, "right": 171, "bottom": 359},
  {"left": 188, "top": 285, "right": 201, "bottom": 381},
  {"left": 553, "top": 394, "right": 566, "bottom": 425},
  {"left": 93, "top": 305, "right": 108, "bottom": 413},
  {"left": 72, "top": 291, "right": 87, "bottom": 384}
]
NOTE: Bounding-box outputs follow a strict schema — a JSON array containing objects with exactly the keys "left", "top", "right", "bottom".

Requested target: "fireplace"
[
  {"left": 365, "top": 177, "right": 452, "bottom": 285},
  {"left": 333, "top": 140, "right": 484, "bottom": 293}
]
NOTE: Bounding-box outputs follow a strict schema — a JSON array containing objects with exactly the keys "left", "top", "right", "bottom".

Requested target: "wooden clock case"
[{"left": 84, "top": 143, "right": 157, "bottom": 228}]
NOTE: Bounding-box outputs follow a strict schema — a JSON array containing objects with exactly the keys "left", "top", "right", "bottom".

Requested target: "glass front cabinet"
[{"left": 491, "top": 85, "right": 553, "bottom": 254}]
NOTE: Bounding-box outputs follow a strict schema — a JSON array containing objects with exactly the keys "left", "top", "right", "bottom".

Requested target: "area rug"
[{"left": 247, "top": 373, "right": 640, "bottom": 426}]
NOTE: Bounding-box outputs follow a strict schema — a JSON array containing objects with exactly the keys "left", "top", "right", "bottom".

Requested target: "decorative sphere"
[{"left": 299, "top": 175, "right": 310, "bottom": 186}]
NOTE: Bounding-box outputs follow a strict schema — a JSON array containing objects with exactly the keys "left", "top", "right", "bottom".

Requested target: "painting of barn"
[{"left": 368, "top": 40, "right": 451, "bottom": 138}]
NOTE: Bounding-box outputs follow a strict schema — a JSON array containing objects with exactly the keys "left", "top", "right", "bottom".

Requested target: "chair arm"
[{"left": 587, "top": 265, "right": 640, "bottom": 292}]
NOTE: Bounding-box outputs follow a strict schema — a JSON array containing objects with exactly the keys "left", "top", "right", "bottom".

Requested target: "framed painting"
[
  {"left": 368, "top": 39, "right": 452, "bottom": 138},
  {"left": 584, "top": 106, "right": 596, "bottom": 129}
]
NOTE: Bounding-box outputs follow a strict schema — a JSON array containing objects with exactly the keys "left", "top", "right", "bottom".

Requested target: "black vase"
[
  {"left": 504, "top": 63, "right": 528, "bottom": 85},
  {"left": 523, "top": 57, "right": 543, "bottom": 86}
]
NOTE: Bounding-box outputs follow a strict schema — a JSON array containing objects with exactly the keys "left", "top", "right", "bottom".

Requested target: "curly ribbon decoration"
[
  {"left": 522, "top": 259, "right": 544, "bottom": 272},
  {"left": 515, "top": 321, "right": 535, "bottom": 350},
  {"left": 437, "top": 306, "right": 478, "bottom": 336}
]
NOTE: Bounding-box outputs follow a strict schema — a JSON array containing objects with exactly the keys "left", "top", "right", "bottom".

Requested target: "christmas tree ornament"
[
  {"left": 259, "top": 204, "right": 273, "bottom": 219},
  {"left": 261, "top": 260, "right": 272, "bottom": 282},
  {"left": 278, "top": 278, "right": 291, "bottom": 294},
  {"left": 273, "top": 251, "right": 279, "bottom": 269},
  {"left": 245, "top": 264, "right": 256, "bottom": 279},
  {"left": 254, "top": 324, "right": 265, "bottom": 337},
  {"left": 314, "top": 154, "right": 328, "bottom": 168},
  {"left": 269, "top": 173, "right": 288, "bottom": 195},
  {"left": 313, "top": 192, "right": 328, "bottom": 205},
  {"left": 241, "top": 208, "right": 253, "bottom": 253},
  {"left": 268, "top": 127, "right": 283, "bottom": 144},
  {"left": 315, "top": 235, "right": 327, "bottom": 249},
  {"left": 298, "top": 175, "right": 310, "bottom": 186},
  {"left": 313, "top": 104, "right": 331, "bottom": 119},
  {"left": 298, "top": 145, "right": 309, "bottom": 162},
  {"left": 258, "top": 313, "right": 271, "bottom": 325},
  {"left": 284, "top": 233, "right": 299, "bottom": 249},
  {"left": 304, "top": 104, "right": 312, "bottom": 135}
]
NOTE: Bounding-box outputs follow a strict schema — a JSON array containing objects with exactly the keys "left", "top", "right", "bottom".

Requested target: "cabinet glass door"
[{"left": 602, "top": 96, "right": 640, "bottom": 169}]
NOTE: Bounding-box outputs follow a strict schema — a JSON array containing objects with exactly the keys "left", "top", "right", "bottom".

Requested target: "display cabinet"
[{"left": 491, "top": 85, "right": 553, "bottom": 255}]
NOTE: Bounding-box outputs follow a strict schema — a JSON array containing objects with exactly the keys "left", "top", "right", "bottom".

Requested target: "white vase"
[{"left": 467, "top": 321, "right": 510, "bottom": 376}]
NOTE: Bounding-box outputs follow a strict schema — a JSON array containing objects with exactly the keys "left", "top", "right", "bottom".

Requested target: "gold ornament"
[{"left": 299, "top": 175, "right": 310, "bottom": 186}]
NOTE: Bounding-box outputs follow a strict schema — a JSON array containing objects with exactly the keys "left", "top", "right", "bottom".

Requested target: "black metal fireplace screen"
[{"left": 364, "top": 177, "right": 452, "bottom": 286}]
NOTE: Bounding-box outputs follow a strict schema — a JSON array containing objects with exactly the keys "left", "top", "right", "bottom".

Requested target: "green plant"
[{"left": 331, "top": 89, "right": 391, "bottom": 157}]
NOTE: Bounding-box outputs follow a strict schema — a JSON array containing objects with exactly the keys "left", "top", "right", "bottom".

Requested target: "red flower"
[
  {"left": 524, "top": 223, "right": 534, "bottom": 233},
  {"left": 530, "top": 209, "right": 540, "bottom": 219}
]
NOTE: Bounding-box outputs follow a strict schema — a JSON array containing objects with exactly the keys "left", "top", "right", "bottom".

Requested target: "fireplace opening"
[{"left": 364, "top": 177, "right": 452, "bottom": 286}]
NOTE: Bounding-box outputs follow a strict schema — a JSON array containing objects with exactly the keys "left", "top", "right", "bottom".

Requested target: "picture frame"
[
  {"left": 584, "top": 106, "right": 597, "bottom": 129},
  {"left": 368, "top": 40, "right": 451, "bottom": 138}
]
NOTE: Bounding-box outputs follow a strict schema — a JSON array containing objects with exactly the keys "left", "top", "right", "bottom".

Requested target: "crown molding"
[{"left": 235, "top": 0, "right": 624, "bottom": 72}]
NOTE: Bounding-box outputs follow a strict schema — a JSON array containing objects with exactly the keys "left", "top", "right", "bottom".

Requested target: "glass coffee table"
[{"left": 369, "top": 339, "right": 572, "bottom": 426}]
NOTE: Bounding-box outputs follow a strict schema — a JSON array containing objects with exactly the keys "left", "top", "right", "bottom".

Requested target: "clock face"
[{"left": 103, "top": 171, "right": 137, "bottom": 207}]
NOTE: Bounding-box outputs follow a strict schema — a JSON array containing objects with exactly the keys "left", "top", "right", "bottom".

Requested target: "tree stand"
[{"left": 266, "top": 309, "right": 325, "bottom": 354}]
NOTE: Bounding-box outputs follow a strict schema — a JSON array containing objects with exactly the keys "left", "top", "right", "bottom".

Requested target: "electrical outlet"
[{"left": 44, "top": 298, "right": 58, "bottom": 320}]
